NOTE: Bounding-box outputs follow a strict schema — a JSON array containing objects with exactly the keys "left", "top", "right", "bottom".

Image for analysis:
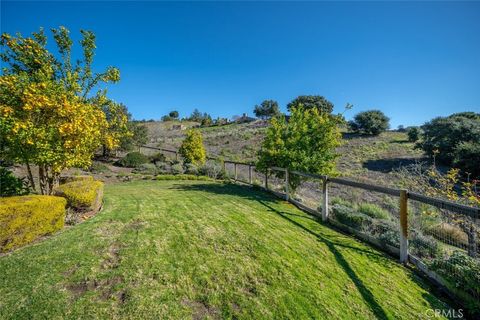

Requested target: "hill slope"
[{"left": 0, "top": 180, "right": 450, "bottom": 319}]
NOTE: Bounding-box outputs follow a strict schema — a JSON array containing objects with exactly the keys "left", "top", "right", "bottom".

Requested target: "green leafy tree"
[
  {"left": 119, "top": 121, "right": 149, "bottom": 152},
  {"left": 179, "top": 129, "right": 206, "bottom": 165},
  {"left": 257, "top": 106, "right": 342, "bottom": 190},
  {"left": 420, "top": 112, "right": 480, "bottom": 177},
  {"left": 169, "top": 110, "right": 179, "bottom": 119},
  {"left": 254, "top": 100, "right": 280, "bottom": 120},
  {"left": 287, "top": 95, "right": 334, "bottom": 114},
  {"left": 349, "top": 110, "right": 390, "bottom": 135},
  {"left": 407, "top": 126, "right": 422, "bottom": 142},
  {"left": 188, "top": 109, "right": 203, "bottom": 122}
]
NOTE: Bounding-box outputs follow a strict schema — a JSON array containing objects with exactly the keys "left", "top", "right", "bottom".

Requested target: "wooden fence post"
[
  {"left": 285, "top": 169, "right": 289, "bottom": 201},
  {"left": 234, "top": 163, "right": 237, "bottom": 181},
  {"left": 322, "top": 177, "right": 329, "bottom": 222},
  {"left": 265, "top": 169, "right": 268, "bottom": 190},
  {"left": 248, "top": 165, "right": 252, "bottom": 184},
  {"left": 399, "top": 189, "right": 409, "bottom": 264}
]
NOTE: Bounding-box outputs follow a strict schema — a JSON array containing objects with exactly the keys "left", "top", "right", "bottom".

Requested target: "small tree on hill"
[
  {"left": 254, "top": 100, "right": 280, "bottom": 120},
  {"left": 179, "top": 129, "right": 206, "bottom": 165},
  {"left": 407, "top": 126, "right": 421, "bottom": 142},
  {"left": 287, "top": 95, "right": 334, "bottom": 114},
  {"left": 169, "top": 110, "right": 179, "bottom": 119},
  {"left": 257, "top": 106, "right": 342, "bottom": 190},
  {"left": 349, "top": 110, "right": 390, "bottom": 135}
]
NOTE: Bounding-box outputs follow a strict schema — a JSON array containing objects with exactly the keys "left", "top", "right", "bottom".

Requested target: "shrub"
[
  {"left": 349, "top": 110, "right": 390, "bottom": 135},
  {"left": 0, "top": 195, "right": 66, "bottom": 252},
  {"left": 407, "top": 127, "right": 421, "bottom": 142},
  {"left": 60, "top": 175, "right": 94, "bottom": 184},
  {"left": 89, "top": 161, "right": 110, "bottom": 173},
  {"left": 410, "top": 232, "right": 441, "bottom": 259},
  {"left": 118, "top": 152, "right": 149, "bottom": 168},
  {"left": 425, "top": 222, "right": 468, "bottom": 248},
  {"left": 184, "top": 163, "right": 199, "bottom": 175},
  {"left": 431, "top": 251, "right": 480, "bottom": 303},
  {"left": 155, "top": 174, "right": 212, "bottom": 181},
  {"left": 55, "top": 179, "right": 104, "bottom": 211},
  {"left": 420, "top": 112, "right": 480, "bottom": 177},
  {"left": 199, "top": 160, "right": 225, "bottom": 179},
  {"left": 330, "top": 197, "right": 354, "bottom": 208},
  {"left": 357, "top": 203, "right": 389, "bottom": 220},
  {"left": 370, "top": 220, "right": 400, "bottom": 248},
  {"left": 332, "top": 204, "right": 372, "bottom": 230},
  {"left": 149, "top": 152, "right": 166, "bottom": 165},
  {"left": 171, "top": 163, "right": 185, "bottom": 175},
  {"left": 0, "top": 167, "right": 29, "bottom": 196},
  {"left": 133, "top": 163, "right": 157, "bottom": 175}
]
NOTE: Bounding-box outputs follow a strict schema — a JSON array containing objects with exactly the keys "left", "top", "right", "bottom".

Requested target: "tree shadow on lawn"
[{"left": 171, "top": 182, "right": 450, "bottom": 318}]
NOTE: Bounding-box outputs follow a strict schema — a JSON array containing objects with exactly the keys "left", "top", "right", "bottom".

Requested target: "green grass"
[{"left": 0, "top": 181, "right": 450, "bottom": 319}]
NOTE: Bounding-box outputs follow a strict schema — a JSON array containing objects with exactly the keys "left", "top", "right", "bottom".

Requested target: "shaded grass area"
[{"left": 0, "top": 181, "right": 450, "bottom": 319}]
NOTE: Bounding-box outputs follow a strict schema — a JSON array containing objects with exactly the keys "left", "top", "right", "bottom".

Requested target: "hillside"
[{"left": 142, "top": 120, "right": 425, "bottom": 186}]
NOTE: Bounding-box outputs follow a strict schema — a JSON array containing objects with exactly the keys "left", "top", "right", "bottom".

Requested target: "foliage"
[
  {"left": 54, "top": 179, "right": 104, "bottom": 210},
  {"left": 184, "top": 163, "right": 198, "bottom": 175},
  {"left": 0, "top": 28, "right": 128, "bottom": 194},
  {"left": 254, "top": 100, "right": 280, "bottom": 120},
  {"left": 0, "top": 195, "right": 66, "bottom": 252},
  {"left": 410, "top": 232, "right": 441, "bottom": 259},
  {"left": 286, "top": 95, "right": 334, "bottom": 114},
  {"left": 407, "top": 126, "right": 421, "bottom": 142},
  {"left": 0, "top": 167, "right": 29, "bottom": 196},
  {"left": 133, "top": 163, "right": 158, "bottom": 175},
  {"left": 118, "top": 121, "right": 148, "bottom": 152},
  {"left": 117, "top": 152, "right": 149, "bottom": 168},
  {"left": 357, "top": 203, "right": 389, "bottom": 220},
  {"left": 349, "top": 110, "right": 390, "bottom": 135},
  {"left": 420, "top": 112, "right": 480, "bottom": 177},
  {"left": 149, "top": 152, "right": 166, "bottom": 165},
  {"left": 88, "top": 161, "right": 110, "bottom": 174},
  {"left": 199, "top": 160, "right": 225, "bottom": 179},
  {"left": 171, "top": 163, "right": 185, "bottom": 175},
  {"left": 370, "top": 220, "right": 400, "bottom": 248},
  {"left": 186, "top": 108, "right": 212, "bottom": 125},
  {"left": 155, "top": 174, "right": 212, "bottom": 181},
  {"left": 257, "top": 106, "right": 341, "bottom": 190},
  {"left": 431, "top": 251, "right": 480, "bottom": 303},
  {"left": 332, "top": 204, "right": 372, "bottom": 229},
  {"left": 169, "top": 110, "right": 179, "bottom": 119},
  {"left": 179, "top": 129, "right": 206, "bottom": 165}
]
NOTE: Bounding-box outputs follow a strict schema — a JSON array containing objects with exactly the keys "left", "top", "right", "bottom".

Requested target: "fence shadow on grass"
[{"left": 171, "top": 182, "right": 452, "bottom": 318}]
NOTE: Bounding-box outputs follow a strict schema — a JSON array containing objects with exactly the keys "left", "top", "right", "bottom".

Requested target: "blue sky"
[{"left": 2, "top": 1, "right": 479, "bottom": 127}]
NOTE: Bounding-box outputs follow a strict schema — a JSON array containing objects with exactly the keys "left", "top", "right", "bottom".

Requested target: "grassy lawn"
[{"left": 0, "top": 180, "right": 451, "bottom": 319}]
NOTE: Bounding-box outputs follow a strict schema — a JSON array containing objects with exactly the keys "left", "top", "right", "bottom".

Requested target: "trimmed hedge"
[
  {"left": 0, "top": 195, "right": 66, "bottom": 252},
  {"left": 156, "top": 174, "right": 213, "bottom": 181},
  {"left": 55, "top": 179, "right": 104, "bottom": 211}
]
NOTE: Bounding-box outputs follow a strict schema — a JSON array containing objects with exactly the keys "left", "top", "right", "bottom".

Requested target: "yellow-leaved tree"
[
  {"left": 179, "top": 129, "right": 206, "bottom": 165},
  {"left": 0, "top": 27, "right": 130, "bottom": 194}
]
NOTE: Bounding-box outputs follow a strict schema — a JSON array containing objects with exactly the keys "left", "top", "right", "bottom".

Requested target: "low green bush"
[
  {"left": 431, "top": 251, "right": 480, "bottom": 310},
  {"left": 0, "top": 167, "right": 29, "bottom": 196},
  {"left": 426, "top": 222, "right": 469, "bottom": 248},
  {"left": 332, "top": 204, "right": 372, "bottom": 229},
  {"left": 370, "top": 220, "right": 400, "bottom": 248},
  {"left": 155, "top": 174, "right": 212, "bottom": 181},
  {"left": 410, "top": 232, "right": 441, "bottom": 259},
  {"left": 0, "top": 195, "right": 66, "bottom": 252},
  {"left": 55, "top": 179, "right": 104, "bottom": 211},
  {"left": 330, "top": 197, "right": 354, "bottom": 208},
  {"left": 89, "top": 162, "right": 110, "bottom": 173},
  {"left": 149, "top": 152, "right": 166, "bottom": 165},
  {"left": 199, "top": 160, "right": 225, "bottom": 179},
  {"left": 184, "top": 163, "right": 199, "bottom": 175},
  {"left": 171, "top": 163, "right": 185, "bottom": 175},
  {"left": 118, "top": 152, "right": 149, "bottom": 168},
  {"left": 357, "top": 203, "right": 389, "bottom": 220},
  {"left": 133, "top": 163, "right": 158, "bottom": 175}
]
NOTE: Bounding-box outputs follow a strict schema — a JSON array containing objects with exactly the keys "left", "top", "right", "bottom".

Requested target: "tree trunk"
[
  {"left": 38, "top": 165, "right": 47, "bottom": 195},
  {"left": 25, "top": 162, "right": 36, "bottom": 192}
]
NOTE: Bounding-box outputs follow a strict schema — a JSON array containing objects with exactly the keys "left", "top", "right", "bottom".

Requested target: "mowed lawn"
[{"left": 0, "top": 180, "right": 451, "bottom": 319}]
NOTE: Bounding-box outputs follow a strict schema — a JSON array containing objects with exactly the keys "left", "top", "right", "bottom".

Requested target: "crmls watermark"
[{"left": 425, "top": 309, "right": 464, "bottom": 318}]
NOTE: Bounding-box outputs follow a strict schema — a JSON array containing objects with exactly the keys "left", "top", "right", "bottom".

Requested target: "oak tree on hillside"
[
  {"left": 287, "top": 95, "right": 334, "bottom": 114},
  {"left": 254, "top": 100, "right": 280, "bottom": 120}
]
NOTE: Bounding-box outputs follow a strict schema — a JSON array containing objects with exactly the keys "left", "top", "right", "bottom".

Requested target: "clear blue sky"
[{"left": 2, "top": 1, "right": 479, "bottom": 127}]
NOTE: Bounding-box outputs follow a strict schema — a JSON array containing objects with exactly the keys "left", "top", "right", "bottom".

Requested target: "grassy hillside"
[
  {"left": 143, "top": 120, "right": 424, "bottom": 185},
  {"left": 0, "top": 180, "right": 450, "bottom": 319}
]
